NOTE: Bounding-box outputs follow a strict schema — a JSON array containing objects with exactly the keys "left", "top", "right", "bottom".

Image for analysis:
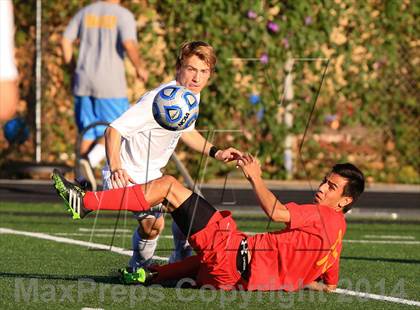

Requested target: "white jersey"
[{"left": 103, "top": 80, "right": 200, "bottom": 185}]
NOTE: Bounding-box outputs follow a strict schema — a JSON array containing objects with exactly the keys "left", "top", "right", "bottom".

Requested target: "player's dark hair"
[
  {"left": 176, "top": 41, "right": 216, "bottom": 72},
  {"left": 332, "top": 163, "right": 365, "bottom": 213}
]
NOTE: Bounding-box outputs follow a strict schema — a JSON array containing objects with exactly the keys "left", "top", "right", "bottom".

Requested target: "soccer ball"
[{"left": 152, "top": 85, "right": 199, "bottom": 131}]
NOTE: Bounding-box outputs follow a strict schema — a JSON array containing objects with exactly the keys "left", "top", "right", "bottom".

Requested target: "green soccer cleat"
[
  {"left": 119, "top": 267, "right": 155, "bottom": 285},
  {"left": 52, "top": 169, "right": 91, "bottom": 219}
]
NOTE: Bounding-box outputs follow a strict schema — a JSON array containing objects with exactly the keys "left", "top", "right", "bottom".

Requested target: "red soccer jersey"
[{"left": 246, "top": 202, "right": 346, "bottom": 291}]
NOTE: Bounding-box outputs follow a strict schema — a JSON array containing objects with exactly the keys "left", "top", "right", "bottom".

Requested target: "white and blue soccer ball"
[{"left": 152, "top": 85, "right": 199, "bottom": 131}]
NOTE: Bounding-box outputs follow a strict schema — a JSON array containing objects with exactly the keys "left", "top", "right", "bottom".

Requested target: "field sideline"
[{"left": 1, "top": 202, "right": 419, "bottom": 309}]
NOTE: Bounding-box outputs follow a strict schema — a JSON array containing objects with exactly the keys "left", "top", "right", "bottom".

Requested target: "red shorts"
[{"left": 188, "top": 210, "right": 248, "bottom": 290}]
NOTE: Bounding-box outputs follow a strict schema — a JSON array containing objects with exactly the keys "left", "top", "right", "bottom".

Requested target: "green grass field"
[{"left": 1, "top": 202, "right": 419, "bottom": 309}]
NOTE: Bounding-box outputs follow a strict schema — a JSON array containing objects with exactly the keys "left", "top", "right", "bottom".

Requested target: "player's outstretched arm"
[
  {"left": 237, "top": 154, "right": 290, "bottom": 223},
  {"left": 181, "top": 130, "right": 242, "bottom": 162},
  {"left": 214, "top": 147, "right": 242, "bottom": 162},
  {"left": 181, "top": 129, "right": 217, "bottom": 157}
]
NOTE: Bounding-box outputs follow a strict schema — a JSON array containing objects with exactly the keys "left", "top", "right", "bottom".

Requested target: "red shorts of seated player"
[{"left": 188, "top": 210, "right": 247, "bottom": 290}]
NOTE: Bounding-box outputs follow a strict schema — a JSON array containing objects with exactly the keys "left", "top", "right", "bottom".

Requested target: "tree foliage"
[{"left": 3, "top": 0, "right": 418, "bottom": 183}]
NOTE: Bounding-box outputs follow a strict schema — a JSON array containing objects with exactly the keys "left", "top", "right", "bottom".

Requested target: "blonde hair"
[{"left": 176, "top": 41, "right": 216, "bottom": 72}]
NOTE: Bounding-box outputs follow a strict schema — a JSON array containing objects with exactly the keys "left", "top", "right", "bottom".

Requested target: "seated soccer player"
[{"left": 52, "top": 155, "right": 364, "bottom": 292}]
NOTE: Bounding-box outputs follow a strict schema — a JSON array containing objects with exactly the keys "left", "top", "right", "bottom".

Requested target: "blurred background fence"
[{"left": 1, "top": 0, "right": 418, "bottom": 184}]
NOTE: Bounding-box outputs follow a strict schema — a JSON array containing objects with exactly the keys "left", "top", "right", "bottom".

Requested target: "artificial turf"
[{"left": 0, "top": 202, "right": 419, "bottom": 309}]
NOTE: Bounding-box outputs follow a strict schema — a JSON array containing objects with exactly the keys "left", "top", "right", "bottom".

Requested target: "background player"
[{"left": 62, "top": 0, "right": 148, "bottom": 189}]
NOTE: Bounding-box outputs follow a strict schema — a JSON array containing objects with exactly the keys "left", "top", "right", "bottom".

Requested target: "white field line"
[
  {"left": 334, "top": 288, "right": 420, "bottom": 307},
  {"left": 0, "top": 227, "right": 168, "bottom": 261},
  {"left": 55, "top": 233, "right": 174, "bottom": 239},
  {"left": 55, "top": 233, "right": 132, "bottom": 237},
  {"left": 1, "top": 227, "right": 420, "bottom": 307},
  {"left": 81, "top": 308, "right": 104, "bottom": 310},
  {"left": 363, "top": 235, "right": 415, "bottom": 240},
  {"left": 79, "top": 228, "right": 131, "bottom": 233},
  {"left": 343, "top": 240, "right": 420, "bottom": 245}
]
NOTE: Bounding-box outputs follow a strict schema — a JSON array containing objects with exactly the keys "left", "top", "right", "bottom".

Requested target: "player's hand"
[
  {"left": 110, "top": 168, "right": 135, "bottom": 189},
  {"left": 215, "top": 147, "right": 243, "bottom": 163},
  {"left": 236, "top": 153, "right": 262, "bottom": 181},
  {"left": 136, "top": 67, "right": 149, "bottom": 83}
]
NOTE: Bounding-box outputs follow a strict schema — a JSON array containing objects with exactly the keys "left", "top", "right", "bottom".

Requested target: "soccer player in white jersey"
[{"left": 104, "top": 41, "right": 242, "bottom": 271}]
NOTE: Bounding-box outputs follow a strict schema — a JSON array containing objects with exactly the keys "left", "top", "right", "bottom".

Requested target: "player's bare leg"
[{"left": 141, "top": 175, "right": 193, "bottom": 209}]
